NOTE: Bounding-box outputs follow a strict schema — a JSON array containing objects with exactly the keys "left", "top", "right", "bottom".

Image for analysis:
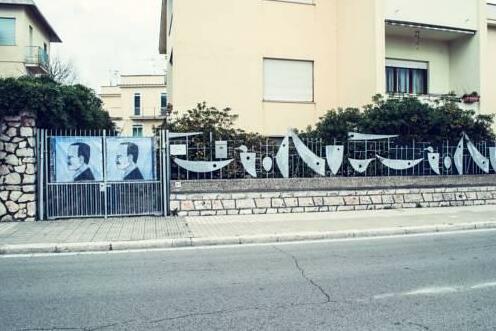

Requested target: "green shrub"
[
  {"left": 0, "top": 76, "right": 114, "bottom": 130},
  {"left": 308, "top": 95, "right": 495, "bottom": 143}
]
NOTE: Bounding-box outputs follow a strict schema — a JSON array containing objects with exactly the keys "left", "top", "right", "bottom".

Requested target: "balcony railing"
[
  {"left": 24, "top": 46, "right": 49, "bottom": 73},
  {"left": 387, "top": 93, "right": 480, "bottom": 113},
  {"left": 130, "top": 107, "right": 168, "bottom": 120}
]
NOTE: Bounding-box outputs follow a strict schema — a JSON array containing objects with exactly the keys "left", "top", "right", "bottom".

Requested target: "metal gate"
[{"left": 37, "top": 129, "right": 170, "bottom": 220}]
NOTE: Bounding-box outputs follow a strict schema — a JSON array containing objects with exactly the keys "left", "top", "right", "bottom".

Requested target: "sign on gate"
[
  {"left": 105, "top": 137, "right": 155, "bottom": 181},
  {"left": 52, "top": 137, "right": 103, "bottom": 182}
]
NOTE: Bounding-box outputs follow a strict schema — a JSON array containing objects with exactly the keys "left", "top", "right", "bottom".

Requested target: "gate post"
[
  {"left": 160, "top": 129, "right": 171, "bottom": 216},
  {"left": 165, "top": 130, "right": 171, "bottom": 216},
  {"left": 0, "top": 112, "right": 37, "bottom": 222},
  {"left": 37, "top": 129, "right": 45, "bottom": 220},
  {"left": 102, "top": 130, "right": 108, "bottom": 219}
]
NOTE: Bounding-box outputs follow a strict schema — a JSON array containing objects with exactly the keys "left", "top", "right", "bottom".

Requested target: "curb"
[{"left": 1, "top": 221, "right": 496, "bottom": 256}]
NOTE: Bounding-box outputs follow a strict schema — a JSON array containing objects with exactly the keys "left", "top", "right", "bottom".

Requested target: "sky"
[{"left": 36, "top": 0, "right": 166, "bottom": 92}]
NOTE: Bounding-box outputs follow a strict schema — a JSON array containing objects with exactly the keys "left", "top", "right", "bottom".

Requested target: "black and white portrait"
[
  {"left": 106, "top": 138, "right": 154, "bottom": 181},
  {"left": 116, "top": 142, "right": 144, "bottom": 180},
  {"left": 68, "top": 142, "right": 95, "bottom": 181},
  {"left": 54, "top": 137, "right": 103, "bottom": 183}
]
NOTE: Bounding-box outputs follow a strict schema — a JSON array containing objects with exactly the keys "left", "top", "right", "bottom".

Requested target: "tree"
[
  {"left": 47, "top": 56, "right": 78, "bottom": 85},
  {"left": 308, "top": 107, "right": 362, "bottom": 142},
  {"left": 0, "top": 76, "right": 114, "bottom": 130},
  {"left": 164, "top": 102, "right": 260, "bottom": 142}
]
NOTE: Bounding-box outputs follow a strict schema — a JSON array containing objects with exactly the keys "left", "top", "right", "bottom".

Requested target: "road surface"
[{"left": 1, "top": 230, "right": 496, "bottom": 330}]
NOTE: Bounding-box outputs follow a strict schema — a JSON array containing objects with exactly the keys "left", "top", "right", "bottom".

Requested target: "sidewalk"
[{"left": 1, "top": 205, "right": 496, "bottom": 255}]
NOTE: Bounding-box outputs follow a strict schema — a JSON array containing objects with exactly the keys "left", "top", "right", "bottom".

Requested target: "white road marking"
[
  {"left": 404, "top": 287, "right": 459, "bottom": 296},
  {"left": 470, "top": 282, "right": 496, "bottom": 290},
  {"left": 2, "top": 228, "right": 496, "bottom": 259},
  {"left": 373, "top": 293, "right": 396, "bottom": 300},
  {"left": 373, "top": 282, "right": 496, "bottom": 300}
]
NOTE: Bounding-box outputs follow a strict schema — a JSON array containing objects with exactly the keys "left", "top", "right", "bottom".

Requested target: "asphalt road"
[{"left": 1, "top": 230, "right": 496, "bottom": 330}]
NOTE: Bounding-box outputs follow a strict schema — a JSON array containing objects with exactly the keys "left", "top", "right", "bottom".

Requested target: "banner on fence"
[
  {"left": 53, "top": 137, "right": 104, "bottom": 183},
  {"left": 105, "top": 137, "right": 155, "bottom": 181}
]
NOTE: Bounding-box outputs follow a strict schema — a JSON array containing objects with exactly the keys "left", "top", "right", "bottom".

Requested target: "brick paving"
[{"left": 0, "top": 217, "right": 190, "bottom": 245}]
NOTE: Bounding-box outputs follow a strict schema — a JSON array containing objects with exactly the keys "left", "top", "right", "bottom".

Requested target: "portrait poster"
[
  {"left": 53, "top": 137, "right": 103, "bottom": 183},
  {"left": 106, "top": 137, "right": 155, "bottom": 181}
]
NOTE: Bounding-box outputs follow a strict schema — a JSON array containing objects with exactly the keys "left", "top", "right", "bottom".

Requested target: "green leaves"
[
  {"left": 309, "top": 96, "right": 495, "bottom": 144},
  {"left": 0, "top": 76, "right": 114, "bottom": 130},
  {"left": 166, "top": 102, "right": 250, "bottom": 140}
]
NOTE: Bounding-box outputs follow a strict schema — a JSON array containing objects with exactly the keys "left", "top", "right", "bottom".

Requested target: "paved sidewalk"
[
  {"left": 1, "top": 205, "right": 496, "bottom": 255},
  {"left": 0, "top": 217, "right": 191, "bottom": 245}
]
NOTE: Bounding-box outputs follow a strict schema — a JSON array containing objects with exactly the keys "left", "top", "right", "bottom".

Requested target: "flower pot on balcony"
[{"left": 461, "top": 93, "right": 480, "bottom": 104}]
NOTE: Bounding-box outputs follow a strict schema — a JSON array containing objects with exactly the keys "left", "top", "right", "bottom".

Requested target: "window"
[
  {"left": 0, "top": 18, "right": 16, "bottom": 46},
  {"left": 263, "top": 58, "right": 314, "bottom": 102},
  {"left": 160, "top": 93, "right": 168, "bottom": 115},
  {"left": 132, "top": 125, "right": 143, "bottom": 137},
  {"left": 134, "top": 93, "right": 141, "bottom": 116},
  {"left": 386, "top": 59, "right": 428, "bottom": 95}
]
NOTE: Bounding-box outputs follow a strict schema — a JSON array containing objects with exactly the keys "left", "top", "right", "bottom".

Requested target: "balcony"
[
  {"left": 24, "top": 46, "right": 49, "bottom": 74},
  {"left": 130, "top": 107, "right": 167, "bottom": 121},
  {"left": 385, "top": 0, "right": 478, "bottom": 32},
  {"left": 387, "top": 93, "right": 480, "bottom": 113}
]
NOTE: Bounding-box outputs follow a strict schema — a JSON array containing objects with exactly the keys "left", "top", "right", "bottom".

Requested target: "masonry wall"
[
  {"left": 170, "top": 177, "right": 496, "bottom": 217},
  {"left": 0, "top": 113, "right": 37, "bottom": 222}
]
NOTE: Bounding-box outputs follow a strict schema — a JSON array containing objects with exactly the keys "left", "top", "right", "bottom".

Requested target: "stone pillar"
[{"left": 0, "top": 112, "right": 37, "bottom": 222}]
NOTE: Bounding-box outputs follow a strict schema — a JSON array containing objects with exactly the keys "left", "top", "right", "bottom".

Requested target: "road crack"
[
  {"left": 148, "top": 301, "right": 323, "bottom": 325},
  {"left": 272, "top": 246, "right": 332, "bottom": 304}
]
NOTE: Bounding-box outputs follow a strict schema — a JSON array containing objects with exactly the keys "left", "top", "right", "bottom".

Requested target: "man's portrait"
[
  {"left": 54, "top": 137, "right": 103, "bottom": 183},
  {"left": 67, "top": 142, "right": 95, "bottom": 181},
  {"left": 116, "top": 142, "right": 144, "bottom": 180},
  {"left": 106, "top": 138, "right": 154, "bottom": 182}
]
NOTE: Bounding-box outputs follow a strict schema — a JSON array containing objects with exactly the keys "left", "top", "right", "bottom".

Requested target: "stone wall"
[
  {"left": 170, "top": 179, "right": 496, "bottom": 216},
  {"left": 0, "top": 113, "right": 37, "bottom": 222}
]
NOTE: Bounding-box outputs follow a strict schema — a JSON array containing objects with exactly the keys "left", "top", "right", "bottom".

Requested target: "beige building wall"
[
  {"left": 161, "top": 0, "right": 496, "bottom": 135},
  {"left": 100, "top": 75, "right": 167, "bottom": 136},
  {"left": 336, "top": 0, "right": 385, "bottom": 108},
  {"left": 170, "top": 0, "right": 339, "bottom": 135},
  {"left": 0, "top": 4, "right": 59, "bottom": 78}
]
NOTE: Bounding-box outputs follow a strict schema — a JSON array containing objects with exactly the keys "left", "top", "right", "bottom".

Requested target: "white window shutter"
[{"left": 264, "top": 59, "right": 314, "bottom": 102}]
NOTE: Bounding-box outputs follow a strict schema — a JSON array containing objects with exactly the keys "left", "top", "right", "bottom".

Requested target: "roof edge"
[{"left": 0, "top": 0, "right": 62, "bottom": 42}]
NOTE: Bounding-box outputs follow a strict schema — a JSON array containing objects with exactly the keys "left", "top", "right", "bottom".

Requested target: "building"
[
  {"left": 100, "top": 75, "right": 168, "bottom": 136},
  {"left": 0, "top": 0, "right": 61, "bottom": 77},
  {"left": 159, "top": 0, "right": 496, "bottom": 135}
]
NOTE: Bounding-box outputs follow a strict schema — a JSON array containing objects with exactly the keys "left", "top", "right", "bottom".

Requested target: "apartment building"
[
  {"left": 0, "top": 0, "right": 61, "bottom": 77},
  {"left": 100, "top": 75, "right": 168, "bottom": 136},
  {"left": 159, "top": 0, "right": 496, "bottom": 135}
]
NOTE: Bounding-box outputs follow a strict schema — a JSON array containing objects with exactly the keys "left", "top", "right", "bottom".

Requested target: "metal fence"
[
  {"left": 36, "top": 128, "right": 495, "bottom": 219},
  {"left": 169, "top": 133, "right": 496, "bottom": 180},
  {"left": 37, "top": 129, "right": 168, "bottom": 220}
]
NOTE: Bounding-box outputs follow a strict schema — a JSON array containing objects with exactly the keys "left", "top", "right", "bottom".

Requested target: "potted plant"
[{"left": 461, "top": 91, "right": 480, "bottom": 104}]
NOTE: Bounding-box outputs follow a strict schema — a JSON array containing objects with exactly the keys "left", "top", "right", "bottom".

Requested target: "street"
[{"left": 1, "top": 230, "right": 496, "bottom": 330}]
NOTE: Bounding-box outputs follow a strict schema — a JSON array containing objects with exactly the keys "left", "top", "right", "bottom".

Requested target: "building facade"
[
  {"left": 100, "top": 75, "right": 168, "bottom": 136},
  {"left": 159, "top": 0, "right": 496, "bottom": 135},
  {"left": 0, "top": 0, "right": 61, "bottom": 77}
]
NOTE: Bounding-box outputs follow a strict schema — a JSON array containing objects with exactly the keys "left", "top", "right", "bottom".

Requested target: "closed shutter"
[
  {"left": 264, "top": 58, "right": 314, "bottom": 102},
  {"left": 0, "top": 18, "right": 16, "bottom": 46}
]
